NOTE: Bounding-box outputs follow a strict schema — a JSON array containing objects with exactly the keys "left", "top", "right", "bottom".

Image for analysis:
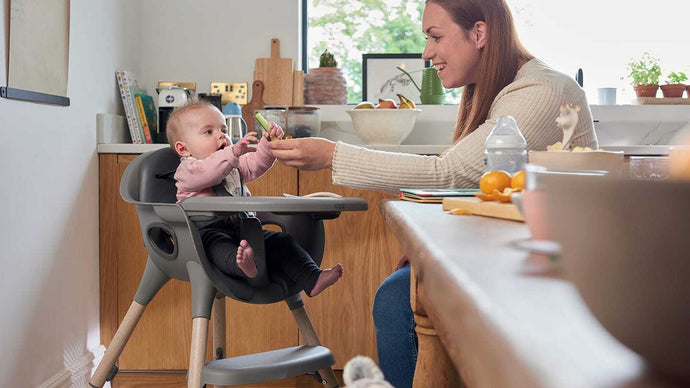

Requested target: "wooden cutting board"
[
  {"left": 241, "top": 80, "right": 265, "bottom": 134},
  {"left": 254, "top": 38, "right": 293, "bottom": 106},
  {"left": 292, "top": 70, "right": 304, "bottom": 106},
  {"left": 442, "top": 197, "right": 524, "bottom": 222}
]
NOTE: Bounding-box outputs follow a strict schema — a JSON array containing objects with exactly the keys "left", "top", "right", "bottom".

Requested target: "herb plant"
[
  {"left": 665, "top": 71, "right": 688, "bottom": 85},
  {"left": 625, "top": 52, "right": 662, "bottom": 86}
]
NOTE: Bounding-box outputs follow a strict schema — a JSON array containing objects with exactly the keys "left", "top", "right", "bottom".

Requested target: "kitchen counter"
[
  {"left": 96, "top": 143, "right": 672, "bottom": 156},
  {"left": 98, "top": 103, "right": 689, "bottom": 155}
]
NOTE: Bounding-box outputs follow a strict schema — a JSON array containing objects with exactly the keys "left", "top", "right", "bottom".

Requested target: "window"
[
  {"left": 304, "top": 0, "right": 690, "bottom": 105},
  {"left": 304, "top": 0, "right": 453, "bottom": 104},
  {"left": 509, "top": 0, "right": 690, "bottom": 104}
]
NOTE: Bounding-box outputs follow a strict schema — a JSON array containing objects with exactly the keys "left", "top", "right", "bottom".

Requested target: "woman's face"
[{"left": 422, "top": 2, "right": 482, "bottom": 89}]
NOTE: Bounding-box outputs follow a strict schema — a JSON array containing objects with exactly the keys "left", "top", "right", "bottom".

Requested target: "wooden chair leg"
[
  {"left": 291, "top": 305, "right": 340, "bottom": 388},
  {"left": 410, "top": 268, "right": 463, "bottom": 388},
  {"left": 89, "top": 301, "right": 146, "bottom": 387},
  {"left": 188, "top": 317, "right": 209, "bottom": 388},
  {"left": 212, "top": 294, "right": 226, "bottom": 360}
]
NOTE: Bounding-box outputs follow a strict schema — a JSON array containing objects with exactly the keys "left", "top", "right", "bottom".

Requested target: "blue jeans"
[{"left": 372, "top": 265, "right": 417, "bottom": 388}]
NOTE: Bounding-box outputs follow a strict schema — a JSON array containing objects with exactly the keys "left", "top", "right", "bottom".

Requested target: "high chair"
[{"left": 89, "top": 148, "right": 367, "bottom": 388}]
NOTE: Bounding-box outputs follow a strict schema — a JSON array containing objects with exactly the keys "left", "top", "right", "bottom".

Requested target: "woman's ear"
[
  {"left": 175, "top": 141, "right": 191, "bottom": 157},
  {"left": 473, "top": 21, "right": 487, "bottom": 50}
]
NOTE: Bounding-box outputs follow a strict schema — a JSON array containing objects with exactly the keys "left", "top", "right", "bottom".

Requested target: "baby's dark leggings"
[{"left": 202, "top": 224, "right": 322, "bottom": 295}]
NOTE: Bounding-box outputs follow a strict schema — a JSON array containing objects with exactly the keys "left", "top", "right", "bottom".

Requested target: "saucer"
[
  {"left": 513, "top": 239, "right": 562, "bottom": 275},
  {"left": 514, "top": 239, "right": 562, "bottom": 258}
]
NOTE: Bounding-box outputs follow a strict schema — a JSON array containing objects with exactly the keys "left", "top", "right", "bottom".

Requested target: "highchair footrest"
[{"left": 201, "top": 345, "right": 335, "bottom": 386}]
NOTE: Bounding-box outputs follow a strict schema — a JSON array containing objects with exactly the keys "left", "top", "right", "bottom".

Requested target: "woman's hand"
[{"left": 267, "top": 137, "right": 336, "bottom": 171}]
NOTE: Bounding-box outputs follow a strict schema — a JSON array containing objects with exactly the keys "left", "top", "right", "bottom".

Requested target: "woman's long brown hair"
[{"left": 428, "top": 0, "right": 533, "bottom": 144}]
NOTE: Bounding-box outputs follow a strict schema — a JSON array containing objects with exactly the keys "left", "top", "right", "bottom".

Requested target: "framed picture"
[{"left": 362, "top": 53, "right": 430, "bottom": 104}]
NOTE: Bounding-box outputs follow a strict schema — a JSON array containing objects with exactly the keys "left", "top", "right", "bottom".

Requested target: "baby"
[{"left": 167, "top": 99, "right": 342, "bottom": 297}]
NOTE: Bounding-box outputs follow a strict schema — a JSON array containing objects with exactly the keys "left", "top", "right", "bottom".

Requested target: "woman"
[{"left": 269, "top": 0, "right": 597, "bottom": 386}]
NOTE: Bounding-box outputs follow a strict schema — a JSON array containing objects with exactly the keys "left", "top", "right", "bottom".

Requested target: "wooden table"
[{"left": 381, "top": 200, "right": 679, "bottom": 388}]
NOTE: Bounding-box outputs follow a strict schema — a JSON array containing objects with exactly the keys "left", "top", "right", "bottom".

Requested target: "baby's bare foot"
[
  {"left": 236, "top": 239, "right": 257, "bottom": 278},
  {"left": 309, "top": 264, "right": 343, "bottom": 297}
]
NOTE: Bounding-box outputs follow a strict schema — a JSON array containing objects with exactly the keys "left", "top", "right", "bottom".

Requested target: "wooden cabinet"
[
  {"left": 298, "top": 170, "right": 403, "bottom": 367},
  {"left": 99, "top": 153, "right": 402, "bottom": 381}
]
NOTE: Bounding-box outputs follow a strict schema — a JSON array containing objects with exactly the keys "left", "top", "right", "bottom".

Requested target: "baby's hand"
[
  {"left": 232, "top": 132, "right": 259, "bottom": 157},
  {"left": 264, "top": 122, "right": 285, "bottom": 141}
]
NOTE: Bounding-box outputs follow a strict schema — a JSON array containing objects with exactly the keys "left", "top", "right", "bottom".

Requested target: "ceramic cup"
[{"left": 597, "top": 88, "right": 617, "bottom": 105}]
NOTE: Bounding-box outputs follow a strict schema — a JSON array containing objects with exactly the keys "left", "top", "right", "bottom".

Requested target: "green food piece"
[{"left": 254, "top": 112, "right": 269, "bottom": 130}]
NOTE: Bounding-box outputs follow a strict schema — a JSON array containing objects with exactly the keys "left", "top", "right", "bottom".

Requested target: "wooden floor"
[{"left": 111, "top": 370, "right": 343, "bottom": 388}]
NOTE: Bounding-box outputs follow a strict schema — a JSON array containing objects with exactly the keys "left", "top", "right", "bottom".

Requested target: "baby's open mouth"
[{"left": 218, "top": 144, "right": 226, "bottom": 151}]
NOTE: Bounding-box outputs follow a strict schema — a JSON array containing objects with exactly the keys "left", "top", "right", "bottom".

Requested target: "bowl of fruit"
[{"left": 346, "top": 94, "right": 421, "bottom": 145}]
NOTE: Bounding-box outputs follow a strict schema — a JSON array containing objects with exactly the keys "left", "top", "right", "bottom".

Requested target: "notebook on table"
[{"left": 399, "top": 188, "right": 480, "bottom": 203}]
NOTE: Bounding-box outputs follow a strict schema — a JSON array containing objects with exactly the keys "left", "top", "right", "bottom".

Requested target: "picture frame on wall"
[{"left": 362, "top": 53, "right": 430, "bottom": 104}]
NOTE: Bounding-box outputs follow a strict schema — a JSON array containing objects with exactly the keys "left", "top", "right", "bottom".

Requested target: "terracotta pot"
[
  {"left": 633, "top": 84, "right": 659, "bottom": 98},
  {"left": 304, "top": 67, "right": 347, "bottom": 104},
  {"left": 686, "top": 85, "right": 690, "bottom": 98},
  {"left": 660, "top": 84, "right": 686, "bottom": 98}
]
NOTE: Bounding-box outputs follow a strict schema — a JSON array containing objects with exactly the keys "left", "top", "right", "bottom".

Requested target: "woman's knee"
[{"left": 372, "top": 266, "right": 411, "bottom": 322}]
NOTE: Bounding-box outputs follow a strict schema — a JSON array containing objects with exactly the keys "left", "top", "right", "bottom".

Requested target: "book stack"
[
  {"left": 115, "top": 71, "right": 158, "bottom": 144},
  {"left": 399, "top": 188, "right": 480, "bottom": 203}
]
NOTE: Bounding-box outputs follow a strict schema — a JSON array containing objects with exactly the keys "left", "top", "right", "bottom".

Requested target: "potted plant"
[
  {"left": 304, "top": 49, "right": 348, "bottom": 104},
  {"left": 625, "top": 52, "right": 662, "bottom": 98},
  {"left": 661, "top": 71, "right": 687, "bottom": 98}
]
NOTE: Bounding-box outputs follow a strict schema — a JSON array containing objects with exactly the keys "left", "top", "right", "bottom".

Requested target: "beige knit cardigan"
[{"left": 331, "top": 59, "right": 598, "bottom": 194}]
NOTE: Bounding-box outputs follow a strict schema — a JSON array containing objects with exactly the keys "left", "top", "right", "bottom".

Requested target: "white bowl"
[
  {"left": 346, "top": 109, "right": 420, "bottom": 145},
  {"left": 543, "top": 175, "right": 690, "bottom": 383},
  {"left": 520, "top": 165, "right": 609, "bottom": 240},
  {"left": 529, "top": 150, "right": 624, "bottom": 176}
]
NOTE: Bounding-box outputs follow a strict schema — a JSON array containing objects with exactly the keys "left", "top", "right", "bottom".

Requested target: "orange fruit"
[
  {"left": 511, "top": 170, "right": 526, "bottom": 190},
  {"left": 493, "top": 187, "right": 518, "bottom": 203},
  {"left": 479, "top": 170, "right": 512, "bottom": 194},
  {"left": 474, "top": 192, "right": 496, "bottom": 201}
]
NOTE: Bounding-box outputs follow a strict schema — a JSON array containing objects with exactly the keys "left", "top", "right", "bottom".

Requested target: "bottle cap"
[{"left": 485, "top": 115, "right": 526, "bottom": 149}]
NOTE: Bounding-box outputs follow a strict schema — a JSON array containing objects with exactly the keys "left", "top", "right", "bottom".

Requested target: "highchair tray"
[
  {"left": 202, "top": 345, "right": 334, "bottom": 386},
  {"left": 181, "top": 195, "right": 368, "bottom": 214}
]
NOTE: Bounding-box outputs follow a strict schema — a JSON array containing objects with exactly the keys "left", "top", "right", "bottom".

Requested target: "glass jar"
[
  {"left": 287, "top": 107, "right": 321, "bottom": 138},
  {"left": 254, "top": 106, "right": 287, "bottom": 137}
]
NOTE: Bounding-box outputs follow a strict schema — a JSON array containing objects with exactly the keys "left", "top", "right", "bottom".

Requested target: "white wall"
[
  {"left": 138, "top": 0, "right": 301, "bottom": 97},
  {"left": 0, "top": 0, "right": 139, "bottom": 386}
]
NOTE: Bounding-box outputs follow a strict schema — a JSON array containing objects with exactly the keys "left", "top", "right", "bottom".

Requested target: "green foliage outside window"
[{"left": 308, "top": 0, "right": 461, "bottom": 103}]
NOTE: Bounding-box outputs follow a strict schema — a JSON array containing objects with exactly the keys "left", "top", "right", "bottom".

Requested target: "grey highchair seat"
[{"left": 89, "top": 148, "right": 367, "bottom": 388}]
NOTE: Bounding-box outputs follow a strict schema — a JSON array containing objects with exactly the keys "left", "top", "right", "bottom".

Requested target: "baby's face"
[{"left": 177, "top": 106, "right": 230, "bottom": 159}]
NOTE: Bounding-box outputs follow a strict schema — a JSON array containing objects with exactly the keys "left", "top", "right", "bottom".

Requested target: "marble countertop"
[{"left": 98, "top": 104, "right": 689, "bottom": 155}]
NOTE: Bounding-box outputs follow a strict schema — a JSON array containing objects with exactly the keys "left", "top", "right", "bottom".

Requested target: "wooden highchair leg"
[
  {"left": 189, "top": 317, "right": 209, "bottom": 388},
  {"left": 89, "top": 301, "right": 146, "bottom": 387},
  {"left": 291, "top": 304, "right": 340, "bottom": 388},
  {"left": 212, "top": 294, "right": 226, "bottom": 360}
]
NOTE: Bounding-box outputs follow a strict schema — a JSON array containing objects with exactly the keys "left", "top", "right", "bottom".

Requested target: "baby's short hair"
[{"left": 166, "top": 98, "right": 219, "bottom": 150}]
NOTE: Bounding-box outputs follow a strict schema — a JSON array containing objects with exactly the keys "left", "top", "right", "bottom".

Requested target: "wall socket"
[
  {"left": 210, "top": 82, "right": 248, "bottom": 105},
  {"left": 157, "top": 81, "right": 197, "bottom": 90}
]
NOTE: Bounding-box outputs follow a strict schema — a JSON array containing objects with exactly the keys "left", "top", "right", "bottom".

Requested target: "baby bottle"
[{"left": 484, "top": 115, "right": 527, "bottom": 174}]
